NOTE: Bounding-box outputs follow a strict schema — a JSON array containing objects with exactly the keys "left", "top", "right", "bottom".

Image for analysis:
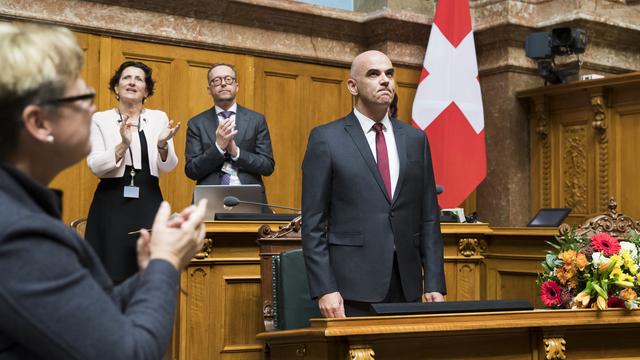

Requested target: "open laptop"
[
  {"left": 527, "top": 208, "right": 571, "bottom": 227},
  {"left": 194, "top": 184, "right": 266, "bottom": 220}
]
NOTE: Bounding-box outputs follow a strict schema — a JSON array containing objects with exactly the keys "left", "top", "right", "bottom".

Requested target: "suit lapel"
[
  {"left": 343, "top": 113, "right": 391, "bottom": 203},
  {"left": 204, "top": 107, "right": 219, "bottom": 145},
  {"left": 391, "top": 118, "right": 407, "bottom": 207},
  {"left": 233, "top": 105, "right": 249, "bottom": 144}
]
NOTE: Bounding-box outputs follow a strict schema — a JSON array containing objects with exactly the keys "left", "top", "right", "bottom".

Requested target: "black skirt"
[{"left": 85, "top": 130, "right": 163, "bottom": 283}]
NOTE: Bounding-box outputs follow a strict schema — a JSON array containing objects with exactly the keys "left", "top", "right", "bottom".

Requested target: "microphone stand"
[{"left": 229, "top": 200, "right": 300, "bottom": 213}]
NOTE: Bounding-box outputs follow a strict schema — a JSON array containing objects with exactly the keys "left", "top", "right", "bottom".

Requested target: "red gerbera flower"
[
  {"left": 591, "top": 233, "right": 621, "bottom": 256},
  {"left": 540, "top": 281, "right": 563, "bottom": 308}
]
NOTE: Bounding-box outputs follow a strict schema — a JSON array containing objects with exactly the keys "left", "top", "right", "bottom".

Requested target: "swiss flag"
[{"left": 411, "top": 0, "right": 486, "bottom": 208}]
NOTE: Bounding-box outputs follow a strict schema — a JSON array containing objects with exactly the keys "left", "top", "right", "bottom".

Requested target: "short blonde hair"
[{"left": 0, "top": 22, "right": 83, "bottom": 158}]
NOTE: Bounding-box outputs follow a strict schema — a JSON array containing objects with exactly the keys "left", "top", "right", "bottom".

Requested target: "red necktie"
[{"left": 372, "top": 123, "right": 391, "bottom": 199}]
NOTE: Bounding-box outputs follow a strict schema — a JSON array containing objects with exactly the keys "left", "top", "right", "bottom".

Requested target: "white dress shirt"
[
  {"left": 214, "top": 103, "right": 241, "bottom": 185},
  {"left": 353, "top": 108, "right": 400, "bottom": 197}
]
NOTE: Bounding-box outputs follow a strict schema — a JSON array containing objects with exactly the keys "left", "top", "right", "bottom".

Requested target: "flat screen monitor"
[{"left": 527, "top": 208, "right": 571, "bottom": 227}]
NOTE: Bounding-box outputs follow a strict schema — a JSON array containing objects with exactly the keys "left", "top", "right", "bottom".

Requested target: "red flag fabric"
[{"left": 411, "top": 0, "right": 486, "bottom": 208}]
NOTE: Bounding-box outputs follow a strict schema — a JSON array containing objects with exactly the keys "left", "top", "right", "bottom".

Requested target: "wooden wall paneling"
[
  {"left": 176, "top": 229, "right": 265, "bottom": 360},
  {"left": 253, "top": 58, "right": 350, "bottom": 210},
  {"left": 50, "top": 32, "right": 101, "bottom": 224},
  {"left": 557, "top": 109, "right": 596, "bottom": 223},
  {"left": 589, "top": 89, "right": 610, "bottom": 213},
  {"left": 484, "top": 258, "right": 544, "bottom": 308},
  {"left": 528, "top": 95, "right": 548, "bottom": 214},
  {"left": 301, "top": 65, "right": 352, "bottom": 208},
  {"left": 441, "top": 226, "right": 491, "bottom": 301},
  {"left": 442, "top": 261, "right": 458, "bottom": 301},
  {"left": 254, "top": 58, "right": 303, "bottom": 209},
  {"left": 521, "top": 74, "right": 640, "bottom": 224},
  {"left": 182, "top": 265, "right": 213, "bottom": 360},
  {"left": 393, "top": 66, "right": 420, "bottom": 124},
  {"left": 210, "top": 263, "right": 263, "bottom": 360},
  {"left": 615, "top": 105, "right": 640, "bottom": 220},
  {"left": 483, "top": 228, "right": 556, "bottom": 308}
]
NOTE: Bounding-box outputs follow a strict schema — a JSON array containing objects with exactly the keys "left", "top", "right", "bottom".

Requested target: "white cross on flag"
[{"left": 412, "top": 0, "right": 486, "bottom": 208}]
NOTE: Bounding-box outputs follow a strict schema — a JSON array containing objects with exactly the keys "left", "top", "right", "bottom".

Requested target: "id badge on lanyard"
[{"left": 124, "top": 144, "right": 139, "bottom": 198}]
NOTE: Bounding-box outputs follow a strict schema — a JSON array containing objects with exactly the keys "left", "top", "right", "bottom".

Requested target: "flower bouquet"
[{"left": 538, "top": 228, "right": 640, "bottom": 310}]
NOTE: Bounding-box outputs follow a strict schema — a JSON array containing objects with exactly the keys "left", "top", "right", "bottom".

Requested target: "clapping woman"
[
  {"left": 86, "top": 61, "right": 180, "bottom": 282},
  {"left": 0, "top": 23, "right": 206, "bottom": 359}
]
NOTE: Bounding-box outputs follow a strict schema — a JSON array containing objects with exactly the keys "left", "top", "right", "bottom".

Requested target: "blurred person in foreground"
[
  {"left": 86, "top": 60, "right": 180, "bottom": 283},
  {"left": 0, "top": 23, "right": 206, "bottom": 359}
]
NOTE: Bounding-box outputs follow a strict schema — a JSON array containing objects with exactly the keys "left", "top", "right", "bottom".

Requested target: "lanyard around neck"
[{"left": 116, "top": 109, "right": 142, "bottom": 172}]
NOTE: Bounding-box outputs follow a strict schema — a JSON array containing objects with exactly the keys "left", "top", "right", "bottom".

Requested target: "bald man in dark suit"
[{"left": 302, "top": 50, "right": 446, "bottom": 318}]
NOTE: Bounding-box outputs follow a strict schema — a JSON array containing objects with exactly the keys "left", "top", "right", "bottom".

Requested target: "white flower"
[
  {"left": 620, "top": 241, "right": 638, "bottom": 260},
  {"left": 625, "top": 300, "right": 639, "bottom": 310},
  {"left": 592, "top": 252, "right": 607, "bottom": 267}
]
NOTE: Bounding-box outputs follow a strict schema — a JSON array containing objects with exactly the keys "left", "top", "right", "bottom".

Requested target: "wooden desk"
[
  {"left": 258, "top": 309, "right": 640, "bottom": 360},
  {"left": 258, "top": 223, "right": 557, "bottom": 328},
  {"left": 172, "top": 222, "right": 559, "bottom": 360},
  {"left": 171, "top": 220, "right": 290, "bottom": 360}
]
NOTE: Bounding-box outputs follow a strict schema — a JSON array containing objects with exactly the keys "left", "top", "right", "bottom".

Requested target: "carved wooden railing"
[{"left": 559, "top": 198, "right": 640, "bottom": 240}]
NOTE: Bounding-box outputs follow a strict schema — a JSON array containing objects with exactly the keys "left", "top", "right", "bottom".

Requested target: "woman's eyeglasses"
[{"left": 44, "top": 90, "right": 96, "bottom": 107}]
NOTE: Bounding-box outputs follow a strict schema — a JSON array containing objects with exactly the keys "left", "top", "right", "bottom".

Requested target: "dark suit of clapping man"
[
  {"left": 185, "top": 63, "right": 274, "bottom": 203},
  {"left": 302, "top": 50, "right": 446, "bottom": 318}
]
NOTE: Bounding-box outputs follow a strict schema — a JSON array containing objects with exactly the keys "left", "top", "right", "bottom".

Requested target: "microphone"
[
  {"left": 223, "top": 196, "right": 301, "bottom": 213},
  {"left": 435, "top": 184, "right": 444, "bottom": 195}
]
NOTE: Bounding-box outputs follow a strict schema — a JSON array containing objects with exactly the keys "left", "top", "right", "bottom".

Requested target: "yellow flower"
[
  {"left": 596, "top": 295, "right": 608, "bottom": 310},
  {"left": 620, "top": 288, "right": 638, "bottom": 301},
  {"left": 609, "top": 266, "right": 622, "bottom": 280},
  {"left": 620, "top": 273, "right": 635, "bottom": 283},
  {"left": 610, "top": 254, "right": 623, "bottom": 267},
  {"left": 615, "top": 280, "right": 635, "bottom": 288},
  {"left": 621, "top": 251, "right": 637, "bottom": 272}
]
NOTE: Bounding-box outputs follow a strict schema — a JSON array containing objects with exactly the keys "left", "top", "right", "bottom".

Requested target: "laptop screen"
[
  {"left": 193, "top": 184, "right": 265, "bottom": 220},
  {"left": 527, "top": 208, "right": 571, "bottom": 227}
]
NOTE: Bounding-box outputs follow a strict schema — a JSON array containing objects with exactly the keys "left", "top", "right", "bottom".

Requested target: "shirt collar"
[
  {"left": 215, "top": 103, "right": 238, "bottom": 116},
  {"left": 353, "top": 107, "right": 392, "bottom": 133}
]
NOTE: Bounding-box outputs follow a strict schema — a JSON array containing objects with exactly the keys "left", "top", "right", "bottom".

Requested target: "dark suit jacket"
[
  {"left": 184, "top": 105, "right": 275, "bottom": 203},
  {"left": 301, "top": 113, "right": 446, "bottom": 303},
  {"left": 0, "top": 164, "right": 180, "bottom": 359}
]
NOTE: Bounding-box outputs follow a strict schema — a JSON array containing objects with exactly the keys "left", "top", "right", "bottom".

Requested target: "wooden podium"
[
  {"left": 171, "top": 221, "right": 558, "bottom": 360},
  {"left": 258, "top": 309, "right": 640, "bottom": 360}
]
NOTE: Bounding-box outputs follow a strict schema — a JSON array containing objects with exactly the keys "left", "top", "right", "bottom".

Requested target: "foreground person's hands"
[
  {"left": 136, "top": 204, "right": 201, "bottom": 271},
  {"left": 147, "top": 199, "right": 208, "bottom": 271}
]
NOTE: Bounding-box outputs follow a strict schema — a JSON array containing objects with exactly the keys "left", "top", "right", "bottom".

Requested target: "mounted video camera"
[{"left": 525, "top": 27, "right": 587, "bottom": 85}]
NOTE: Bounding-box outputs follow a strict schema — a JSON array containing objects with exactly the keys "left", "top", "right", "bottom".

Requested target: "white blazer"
[{"left": 87, "top": 108, "right": 178, "bottom": 178}]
